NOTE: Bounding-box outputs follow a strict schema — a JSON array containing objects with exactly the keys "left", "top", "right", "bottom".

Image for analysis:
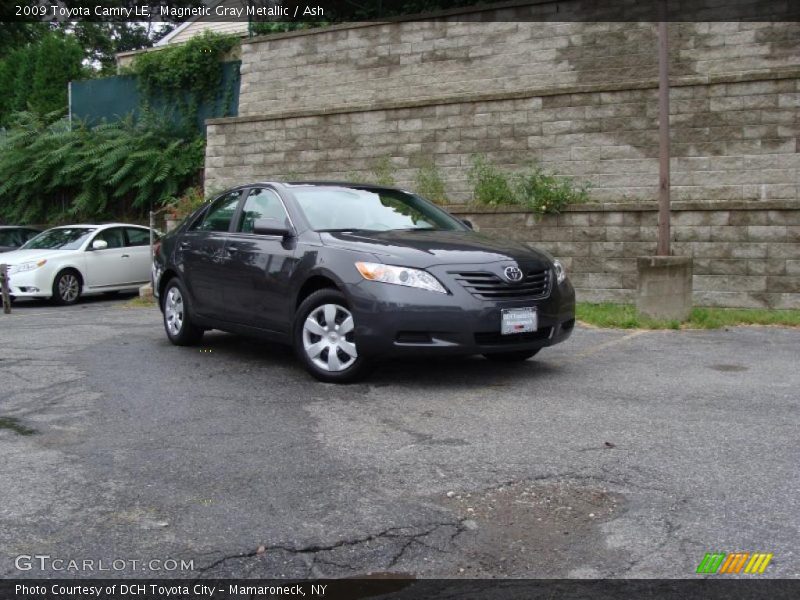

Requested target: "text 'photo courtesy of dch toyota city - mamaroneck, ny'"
[{"left": 0, "top": 1, "right": 798, "bottom": 599}]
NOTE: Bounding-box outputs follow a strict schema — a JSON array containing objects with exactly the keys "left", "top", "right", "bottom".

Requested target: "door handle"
[
  {"left": 121, "top": 254, "right": 130, "bottom": 258},
  {"left": 226, "top": 246, "right": 239, "bottom": 255},
  {"left": 179, "top": 241, "right": 190, "bottom": 250}
]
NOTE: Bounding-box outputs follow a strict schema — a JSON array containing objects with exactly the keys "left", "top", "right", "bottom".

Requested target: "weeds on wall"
[
  {"left": 414, "top": 159, "right": 448, "bottom": 204},
  {"left": 0, "top": 111, "right": 203, "bottom": 224},
  {"left": 468, "top": 154, "right": 589, "bottom": 213}
]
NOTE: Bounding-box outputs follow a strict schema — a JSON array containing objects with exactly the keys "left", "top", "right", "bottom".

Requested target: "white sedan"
[{"left": 2, "top": 223, "right": 157, "bottom": 305}]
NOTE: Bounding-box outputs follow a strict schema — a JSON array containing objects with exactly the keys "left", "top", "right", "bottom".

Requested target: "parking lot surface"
[{"left": 1, "top": 296, "right": 798, "bottom": 578}]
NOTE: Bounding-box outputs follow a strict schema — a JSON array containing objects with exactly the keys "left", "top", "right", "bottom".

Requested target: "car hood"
[
  {"left": 320, "top": 230, "right": 552, "bottom": 268},
  {"left": 0, "top": 248, "right": 75, "bottom": 265}
]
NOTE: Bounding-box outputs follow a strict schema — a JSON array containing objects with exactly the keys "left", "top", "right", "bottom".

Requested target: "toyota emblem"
[{"left": 503, "top": 266, "right": 524, "bottom": 282}]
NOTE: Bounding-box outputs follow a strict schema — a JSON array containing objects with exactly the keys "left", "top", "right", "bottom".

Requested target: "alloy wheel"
[
  {"left": 164, "top": 286, "right": 184, "bottom": 336},
  {"left": 58, "top": 273, "right": 80, "bottom": 303},
  {"left": 302, "top": 303, "right": 357, "bottom": 372}
]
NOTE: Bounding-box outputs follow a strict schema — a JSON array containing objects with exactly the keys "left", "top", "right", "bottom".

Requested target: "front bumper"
[
  {"left": 348, "top": 275, "right": 576, "bottom": 358},
  {"left": 6, "top": 269, "right": 52, "bottom": 298}
]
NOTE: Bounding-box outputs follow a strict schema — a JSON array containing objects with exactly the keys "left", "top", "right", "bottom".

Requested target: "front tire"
[
  {"left": 162, "top": 278, "right": 204, "bottom": 346},
  {"left": 483, "top": 349, "right": 540, "bottom": 362},
  {"left": 52, "top": 269, "right": 82, "bottom": 305},
  {"left": 294, "top": 289, "right": 370, "bottom": 383}
]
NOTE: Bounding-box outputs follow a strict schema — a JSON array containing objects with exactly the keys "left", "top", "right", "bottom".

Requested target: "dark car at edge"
[{"left": 153, "top": 182, "right": 575, "bottom": 382}]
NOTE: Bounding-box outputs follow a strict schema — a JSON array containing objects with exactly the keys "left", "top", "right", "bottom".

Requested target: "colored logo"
[{"left": 696, "top": 552, "right": 773, "bottom": 574}]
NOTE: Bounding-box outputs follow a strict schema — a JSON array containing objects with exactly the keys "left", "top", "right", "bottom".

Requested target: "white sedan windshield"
[{"left": 22, "top": 228, "right": 96, "bottom": 251}]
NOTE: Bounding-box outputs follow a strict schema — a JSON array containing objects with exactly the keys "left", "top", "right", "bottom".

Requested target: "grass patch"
[
  {"left": 576, "top": 303, "right": 800, "bottom": 330},
  {"left": 123, "top": 295, "right": 157, "bottom": 308}
]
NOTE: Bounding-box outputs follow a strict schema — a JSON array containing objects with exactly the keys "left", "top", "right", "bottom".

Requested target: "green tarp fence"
[{"left": 69, "top": 61, "right": 240, "bottom": 132}]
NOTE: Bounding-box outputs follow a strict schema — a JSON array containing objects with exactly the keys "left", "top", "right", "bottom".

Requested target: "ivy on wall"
[{"left": 126, "top": 31, "right": 239, "bottom": 126}]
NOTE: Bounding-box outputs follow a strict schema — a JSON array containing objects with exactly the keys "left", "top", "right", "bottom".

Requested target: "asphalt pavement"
[{"left": 0, "top": 295, "right": 798, "bottom": 579}]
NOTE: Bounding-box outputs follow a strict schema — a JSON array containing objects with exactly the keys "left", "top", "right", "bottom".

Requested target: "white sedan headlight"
[
  {"left": 10, "top": 259, "right": 47, "bottom": 274},
  {"left": 355, "top": 262, "right": 447, "bottom": 294},
  {"left": 553, "top": 259, "right": 567, "bottom": 284}
]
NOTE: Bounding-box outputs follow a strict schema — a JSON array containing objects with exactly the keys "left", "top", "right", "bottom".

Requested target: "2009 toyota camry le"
[{"left": 153, "top": 182, "right": 575, "bottom": 382}]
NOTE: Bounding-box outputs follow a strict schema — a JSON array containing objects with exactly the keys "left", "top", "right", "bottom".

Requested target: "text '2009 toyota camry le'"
[{"left": 153, "top": 182, "right": 575, "bottom": 382}]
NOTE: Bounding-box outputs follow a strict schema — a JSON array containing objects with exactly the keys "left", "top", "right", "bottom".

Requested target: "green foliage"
[
  {"left": 576, "top": 303, "right": 800, "bottom": 330},
  {"left": 468, "top": 155, "right": 589, "bottom": 213},
  {"left": 413, "top": 159, "right": 448, "bottom": 204},
  {"left": 467, "top": 155, "right": 514, "bottom": 206},
  {"left": 0, "top": 33, "right": 85, "bottom": 126},
  {"left": 513, "top": 164, "right": 590, "bottom": 213},
  {"left": 343, "top": 157, "right": 397, "bottom": 186},
  {"left": 250, "top": 22, "right": 329, "bottom": 36},
  {"left": 164, "top": 185, "right": 208, "bottom": 219},
  {"left": 370, "top": 156, "right": 397, "bottom": 187},
  {"left": 0, "top": 112, "right": 204, "bottom": 224},
  {"left": 128, "top": 31, "right": 239, "bottom": 126}
]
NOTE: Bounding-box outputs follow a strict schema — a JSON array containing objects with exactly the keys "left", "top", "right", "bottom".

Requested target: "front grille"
[
  {"left": 451, "top": 268, "right": 551, "bottom": 301},
  {"left": 475, "top": 328, "right": 553, "bottom": 345}
]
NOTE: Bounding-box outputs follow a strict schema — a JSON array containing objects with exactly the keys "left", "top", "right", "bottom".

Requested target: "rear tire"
[
  {"left": 52, "top": 269, "right": 82, "bottom": 305},
  {"left": 162, "top": 278, "right": 204, "bottom": 346},
  {"left": 483, "top": 349, "right": 540, "bottom": 362},
  {"left": 294, "top": 289, "right": 370, "bottom": 383}
]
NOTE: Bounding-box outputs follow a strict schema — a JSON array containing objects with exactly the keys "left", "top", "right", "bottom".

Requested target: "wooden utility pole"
[
  {"left": 1, "top": 264, "right": 11, "bottom": 314},
  {"left": 657, "top": 4, "right": 671, "bottom": 256}
]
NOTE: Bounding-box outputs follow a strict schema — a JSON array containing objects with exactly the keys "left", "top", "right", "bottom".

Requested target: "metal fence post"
[{"left": 1, "top": 264, "right": 10, "bottom": 314}]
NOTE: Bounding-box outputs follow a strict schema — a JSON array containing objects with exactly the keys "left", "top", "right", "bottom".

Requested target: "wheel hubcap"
[
  {"left": 302, "top": 303, "right": 357, "bottom": 372},
  {"left": 164, "top": 287, "right": 184, "bottom": 336},
  {"left": 59, "top": 274, "right": 79, "bottom": 302}
]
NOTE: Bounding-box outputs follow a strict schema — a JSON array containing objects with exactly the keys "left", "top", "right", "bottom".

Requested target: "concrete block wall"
[
  {"left": 237, "top": 17, "right": 800, "bottom": 118},
  {"left": 204, "top": 1, "right": 800, "bottom": 307},
  {"left": 207, "top": 73, "right": 800, "bottom": 203},
  {"left": 452, "top": 201, "right": 800, "bottom": 309}
]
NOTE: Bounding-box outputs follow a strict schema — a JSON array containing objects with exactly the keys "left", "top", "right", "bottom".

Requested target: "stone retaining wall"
[{"left": 451, "top": 201, "right": 800, "bottom": 309}]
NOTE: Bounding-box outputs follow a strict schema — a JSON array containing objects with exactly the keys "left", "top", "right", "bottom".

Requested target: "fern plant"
[{"left": 0, "top": 112, "right": 204, "bottom": 224}]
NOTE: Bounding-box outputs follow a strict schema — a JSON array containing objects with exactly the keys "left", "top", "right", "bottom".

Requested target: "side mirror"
[
  {"left": 91, "top": 239, "right": 108, "bottom": 250},
  {"left": 252, "top": 218, "right": 291, "bottom": 238},
  {"left": 462, "top": 218, "right": 474, "bottom": 230}
]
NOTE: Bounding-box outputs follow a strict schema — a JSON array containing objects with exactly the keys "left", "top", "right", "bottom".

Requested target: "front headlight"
[
  {"left": 10, "top": 259, "right": 47, "bottom": 274},
  {"left": 553, "top": 259, "right": 567, "bottom": 284},
  {"left": 355, "top": 262, "right": 447, "bottom": 294}
]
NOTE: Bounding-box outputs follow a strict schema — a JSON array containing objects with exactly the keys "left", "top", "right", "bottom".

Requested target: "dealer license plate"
[{"left": 501, "top": 307, "right": 538, "bottom": 335}]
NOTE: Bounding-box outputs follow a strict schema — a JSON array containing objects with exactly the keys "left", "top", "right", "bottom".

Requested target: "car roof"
[
  {"left": 49, "top": 223, "right": 149, "bottom": 229},
  {"left": 227, "top": 181, "right": 408, "bottom": 192}
]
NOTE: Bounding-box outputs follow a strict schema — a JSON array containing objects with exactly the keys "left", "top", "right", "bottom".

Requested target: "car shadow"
[
  {"left": 370, "top": 355, "right": 562, "bottom": 388},
  {"left": 193, "top": 331, "right": 561, "bottom": 389},
  {"left": 10, "top": 292, "right": 139, "bottom": 310}
]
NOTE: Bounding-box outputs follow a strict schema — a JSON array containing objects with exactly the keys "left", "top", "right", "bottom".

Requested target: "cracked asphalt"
[{"left": 1, "top": 295, "right": 798, "bottom": 579}]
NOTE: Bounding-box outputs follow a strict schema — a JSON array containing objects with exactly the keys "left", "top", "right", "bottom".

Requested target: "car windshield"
[
  {"left": 21, "top": 227, "right": 96, "bottom": 251},
  {"left": 291, "top": 186, "right": 466, "bottom": 232},
  {"left": 0, "top": 230, "right": 19, "bottom": 246}
]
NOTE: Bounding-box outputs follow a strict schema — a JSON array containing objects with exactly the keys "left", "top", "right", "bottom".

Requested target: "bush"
[
  {"left": 513, "top": 164, "right": 590, "bottom": 213},
  {"left": 468, "top": 155, "right": 589, "bottom": 213},
  {"left": 0, "top": 112, "right": 204, "bottom": 224},
  {"left": 413, "top": 159, "right": 448, "bottom": 204},
  {"left": 467, "top": 155, "right": 515, "bottom": 206}
]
